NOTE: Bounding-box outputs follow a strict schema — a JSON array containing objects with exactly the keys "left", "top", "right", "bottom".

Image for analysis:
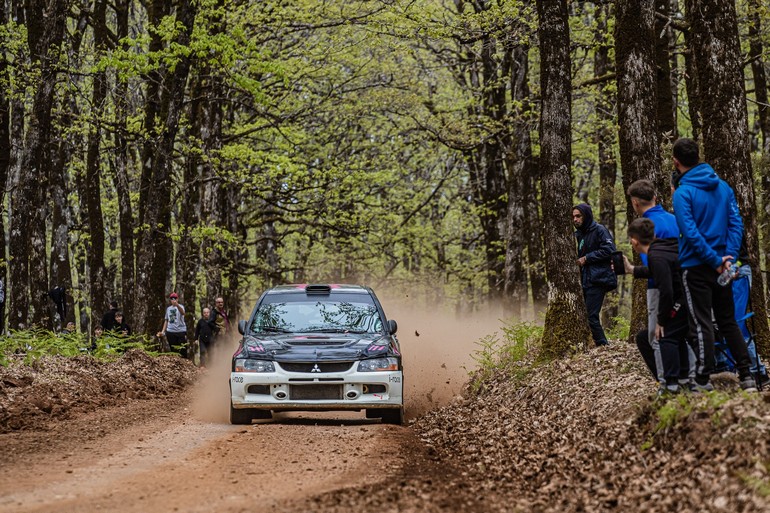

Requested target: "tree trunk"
[
  {"left": 594, "top": 4, "right": 618, "bottom": 327},
  {"left": 0, "top": 0, "right": 10, "bottom": 333},
  {"left": 537, "top": 0, "right": 590, "bottom": 358},
  {"left": 685, "top": 0, "right": 770, "bottom": 358},
  {"left": 135, "top": 2, "right": 197, "bottom": 335},
  {"left": 502, "top": 43, "right": 532, "bottom": 319},
  {"left": 13, "top": 0, "right": 71, "bottom": 328},
  {"left": 113, "top": 0, "right": 135, "bottom": 324},
  {"left": 84, "top": 0, "right": 108, "bottom": 327},
  {"left": 524, "top": 155, "right": 548, "bottom": 315},
  {"left": 615, "top": 0, "right": 660, "bottom": 344},
  {"left": 682, "top": 28, "right": 701, "bottom": 141}
]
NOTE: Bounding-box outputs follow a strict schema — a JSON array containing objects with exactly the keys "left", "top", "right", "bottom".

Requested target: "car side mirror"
[
  {"left": 238, "top": 320, "right": 247, "bottom": 335},
  {"left": 387, "top": 319, "right": 398, "bottom": 335}
]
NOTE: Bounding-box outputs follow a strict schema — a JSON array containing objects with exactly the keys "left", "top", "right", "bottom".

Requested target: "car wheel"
[
  {"left": 380, "top": 407, "right": 404, "bottom": 425},
  {"left": 230, "top": 403, "right": 253, "bottom": 425},
  {"left": 251, "top": 409, "right": 272, "bottom": 420}
]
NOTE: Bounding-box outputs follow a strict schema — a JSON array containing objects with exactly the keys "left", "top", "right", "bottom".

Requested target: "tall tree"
[
  {"left": 10, "top": 0, "right": 71, "bottom": 328},
  {"left": 0, "top": 0, "right": 10, "bottom": 332},
  {"left": 84, "top": 0, "right": 109, "bottom": 326},
  {"left": 134, "top": 1, "right": 198, "bottom": 335},
  {"left": 537, "top": 0, "right": 590, "bottom": 358},
  {"left": 615, "top": 0, "right": 660, "bottom": 343},
  {"left": 685, "top": 0, "right": 770, "bottom": 357}
]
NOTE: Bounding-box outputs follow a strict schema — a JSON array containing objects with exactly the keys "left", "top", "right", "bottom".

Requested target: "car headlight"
[
  {"left": 235, "top": 359, "right": 275, "bottom": 373},
  {"left": 357, "top": 357, "right": 398, "bottom": 372}
]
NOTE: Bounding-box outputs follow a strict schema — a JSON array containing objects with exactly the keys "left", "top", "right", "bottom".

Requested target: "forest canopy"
[{"left": 1, "top": 0, "right": 769, "bottom": 357}]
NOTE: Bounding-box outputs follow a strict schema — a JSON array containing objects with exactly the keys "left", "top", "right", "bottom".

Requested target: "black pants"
[
  {"left": 167, "top": 331, "right": 187, "bottom": 357},
  {"left": 583, "top": 287, "right": 608, "bottom": 346},
  {"left": 682, "top": 264, "right": 752, "bottom": 378},
  {"left": 635, "top": 308, "right": 690, "bottom": 384}
]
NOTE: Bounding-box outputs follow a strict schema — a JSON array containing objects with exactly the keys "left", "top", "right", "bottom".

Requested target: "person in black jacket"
[
  {"left": 101, "top": 301, "right": 119, "bottom": 332},
  {"left": 626, "top": 218, "right": 689, "bottom": 395},
  {"left": 573, "top": 203, "right": 617, "bottom": 347},
  {"left": 195, "top": 307, "right": 216, "bottom": 368}
]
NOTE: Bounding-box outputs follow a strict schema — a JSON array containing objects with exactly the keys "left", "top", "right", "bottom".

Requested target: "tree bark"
[
  {"left": 685, "top": 0, "right": 770, "bottom": 358},
  {"left": 84, "top": 0, "right": 108, "bottom": 327},
  {"left": 615, "top": 0, "right": 660, "bottom": 344},
  {"left": 502, "top": 43, "right": 531, "bottom": 319},
  {"left": 12, "top": 0, "right": 71, "bottom": 328},
  {"left": 113, "top": 0, "right": 135, "bottom": 323},
  {"left": 0, "top": 0, "right": 10, "bottom": 332},
  {"left": 537, "top": 0, "right": 590, "bottom": 358},
  {"left": 135, "top": 1, "right": 198, "bottom": 335}
]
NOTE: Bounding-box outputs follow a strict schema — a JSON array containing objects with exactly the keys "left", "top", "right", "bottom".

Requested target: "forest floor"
[{"left": 1, "top": 344, "right": 769, "bottom": 512}]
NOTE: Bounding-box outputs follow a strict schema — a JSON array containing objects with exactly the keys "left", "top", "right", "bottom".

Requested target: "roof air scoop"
[{"left": 305, "top": 284, "right": 331, "bottom": 295}]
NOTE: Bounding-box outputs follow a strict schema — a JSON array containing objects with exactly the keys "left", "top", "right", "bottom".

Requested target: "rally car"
[{"left": 230, "top": 284, "right": 404, "bottom": 425}]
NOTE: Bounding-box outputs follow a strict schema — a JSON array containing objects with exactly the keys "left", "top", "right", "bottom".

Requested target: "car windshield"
[{"left": 251, "top": 297, "right": 383, "bottom": 334}]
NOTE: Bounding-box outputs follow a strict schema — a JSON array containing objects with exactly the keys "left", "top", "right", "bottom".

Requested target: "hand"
[
  {"left": 654, "top": 323, "right": 664, "bottom": 341},
  {"left": 716, "top": 255, "right": 734, "bottom": 274},
  {"left": 156, "top": 331, "right": 165, "bottom": 337},
  {"left": 622, "top": 255, "right": 634, "bottom": 274},
  {"left": 577, "top": 256, "right": 587, "bottom": 267}
]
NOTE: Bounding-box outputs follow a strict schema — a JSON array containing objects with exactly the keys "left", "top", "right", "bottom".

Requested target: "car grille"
[
  {"left": 290, "top": 384, "right": 342, "bottom": 400},
  {"left": 279, "top": 362, "right": 353, "bottom": 373}
]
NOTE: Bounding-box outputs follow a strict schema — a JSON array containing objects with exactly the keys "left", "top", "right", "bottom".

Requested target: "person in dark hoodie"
[
  {"left": 626, "top": 218, "right": 690, "bottom": 395},
  {"left": 672, "top": 138, "right": 756, "bottom": 392},
  {"left": 572, "top": 203, "right": 617, "bottom": 347}
]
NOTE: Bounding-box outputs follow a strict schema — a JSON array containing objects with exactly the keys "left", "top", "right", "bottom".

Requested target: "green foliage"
[
  {"left": 0, "top": 329, "right": 153, "bottom": 366},
  {"left": 606, "top": 315, "right": 630, "bottom": 341},
  {"left": 468, "top": 320, "right": 543, "bottom": 393}
]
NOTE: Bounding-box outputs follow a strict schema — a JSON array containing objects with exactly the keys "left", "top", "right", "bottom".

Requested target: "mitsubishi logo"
[{"left": 310, "top": 364, "right": 322, "bottom": 373}]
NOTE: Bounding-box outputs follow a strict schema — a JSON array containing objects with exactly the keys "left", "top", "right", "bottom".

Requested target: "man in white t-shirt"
[{"left": 157, "top": 292, "right": 187, "bottom": 355}]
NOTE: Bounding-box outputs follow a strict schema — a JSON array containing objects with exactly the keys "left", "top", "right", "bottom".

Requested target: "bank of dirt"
[{"left": 1, "top": 343, "right": 769, "bottom": 512}]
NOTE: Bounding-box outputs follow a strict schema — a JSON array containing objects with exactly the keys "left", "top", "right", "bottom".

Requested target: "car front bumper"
[{"left": 230, "top": 364, "right": 403, "bottom": 411}]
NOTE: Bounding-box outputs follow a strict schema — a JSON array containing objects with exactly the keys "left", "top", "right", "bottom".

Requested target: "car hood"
[{"left": 237, "top": 333, "right": 395, "bottom": 362}]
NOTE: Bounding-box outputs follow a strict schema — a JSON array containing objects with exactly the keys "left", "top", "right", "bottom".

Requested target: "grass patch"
[
  {"left": 468, "top": 320, "right": 542, "bottom": 394},
  {"left": 0, "top": 328, "right": 155, "bottom": 366}
]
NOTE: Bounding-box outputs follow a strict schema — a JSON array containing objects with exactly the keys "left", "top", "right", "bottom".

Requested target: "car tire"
[
  {"left": 230, "top": 403, "right": 253, "bottom": 425},
  {"left": 380, "top": 406, "right": 404, "bottom": 425},
  {"left": 251, "top": 409, "right": 272, "bottom": 420}
]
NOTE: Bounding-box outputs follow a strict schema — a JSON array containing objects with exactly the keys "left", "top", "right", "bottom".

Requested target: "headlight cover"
[
  {"left": 235, "top": 359, "right": 275, "bottom": 373},
  {"left": 357, "top": 357, "right": 398, "bottom": 372}
]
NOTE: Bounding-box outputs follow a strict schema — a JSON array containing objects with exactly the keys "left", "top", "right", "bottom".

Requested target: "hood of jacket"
[
  {"left": 573, "top": 203, "right": 595, "bottom": 233},
  {"left": 677, "top": 162, "right": 720, "bottom": 191},
  {"left": 648, "top": 237, "right": 679, "bottom": 259}
]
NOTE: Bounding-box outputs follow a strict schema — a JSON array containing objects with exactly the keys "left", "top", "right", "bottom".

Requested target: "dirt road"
[
  {"left": 0, "top": 387, "right": 422, "bottom": 513},
  {"left": 0, "top": 303, "right": 501, "bottom": 512}
]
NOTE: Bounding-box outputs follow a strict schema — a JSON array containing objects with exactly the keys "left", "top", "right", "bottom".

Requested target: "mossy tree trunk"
[
  {"left": 615, "top": 0, "right": 660, "bottom": 344},
  {"left": 685, "top": 0, "right": 770, "bottom": 358},
  {"left": 537, "top": 0, "right": 590, "bottom": 358}
]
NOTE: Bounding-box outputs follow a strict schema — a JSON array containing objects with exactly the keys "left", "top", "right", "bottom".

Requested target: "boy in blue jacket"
[{"left": 672, "top": 138, "right": 756, "bottom": 392}]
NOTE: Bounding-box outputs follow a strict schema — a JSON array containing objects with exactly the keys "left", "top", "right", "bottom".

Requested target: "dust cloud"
[
  {"left": 190, "top": 295, "right": 509, "bottom": 423},
  {"left": 190, "top": 336, "right": 240, "bottom": 423},
  {"left": 379, "top": 293, "right": 505, "bottom": 419}
]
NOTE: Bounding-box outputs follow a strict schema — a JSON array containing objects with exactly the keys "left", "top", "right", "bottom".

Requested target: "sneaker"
[
  {"left": 739, "top": 376, "right": 758, "bottom": 392},
  {"left": 657, "top": 383, "right": 680, "bottom": 397},
  {"left": 689, "top": 381, "right": 714, "bottom": 393}
]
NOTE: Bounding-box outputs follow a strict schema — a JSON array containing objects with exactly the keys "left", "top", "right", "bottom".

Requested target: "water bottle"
[{"left": 717, "top": 265, "right": 738, "bottom": 287}]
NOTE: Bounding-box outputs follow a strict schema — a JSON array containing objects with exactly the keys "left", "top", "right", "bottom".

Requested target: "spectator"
[
  {"left": 626, "top": 218, "right": 690, "bottom": 395},
  {"left": 210, "top": 296, "right": 231, "bottom": 341},
  {"left": 572, "top": 203, "right": 617, "bottom": 347},
  {"left": 112, "top": 311, "right": 131, "bottom": 336},
  {"left": 92, "top": 324, "right": 103, "bottom": 351},
  {"left": 101, "top": 301, "right": 119, "bottom": 332},
  {"left": 157, "top": 293, "right": 187, "bottom": 356},
  {"left": 195, "top": 307, "right": 216, "bottom": 368},
  {"left": 627, "top": 179, "right": 693, "bottom": 387},
  {"left": 671, "top": 138, "right": 756, "bottom": 392},
  {"left": 61, "top": 321, "right": 76, "bottom": 335}
]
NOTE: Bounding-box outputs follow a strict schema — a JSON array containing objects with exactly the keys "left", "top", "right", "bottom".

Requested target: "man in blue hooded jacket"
[
  {"left": 672, "top": 138, "right": 756, "bottom": 392},
  {"left": 573, "top": 203, "right": 617, "bottom": 347}
]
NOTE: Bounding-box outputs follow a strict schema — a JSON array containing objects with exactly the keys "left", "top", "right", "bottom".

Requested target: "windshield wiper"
[
  {"left": 305, "top": 328, "right": 369, "bottom": 334},
  {"left": 257, "top": 326, "right": 292, "bottom": 333}
]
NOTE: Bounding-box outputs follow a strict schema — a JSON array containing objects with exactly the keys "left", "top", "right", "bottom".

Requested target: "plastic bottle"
[{"left": 717, "top": 265, "right": 738, "bottom": 287}]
